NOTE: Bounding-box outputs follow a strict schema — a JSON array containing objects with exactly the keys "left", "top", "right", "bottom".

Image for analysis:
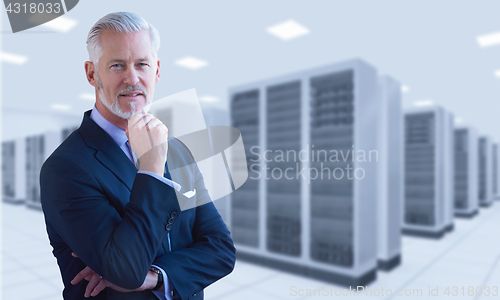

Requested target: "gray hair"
[{"left": 86, "top": 12, "right": 160, "bottom": 71}]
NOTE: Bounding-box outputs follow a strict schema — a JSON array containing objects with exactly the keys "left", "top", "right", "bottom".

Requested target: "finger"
[
  {"left": 71, "top": 252, "right": 78, "bottom": 258},
  {"left": 127, "top": 112, "right": 147, "bottom": 129},
  {"left": 137, "top": 114, "right": 155, "bottom": 129},
  {"left": 152, "top": 124, "right": 169, "bottom": 147},
  {"left": 71, "top": 266, "right": 94, "bottom": 285},
  {"left": 90, "top": 279, "right": 109, "bottom": 297},
  {"left": 85, "top": 274, "right": 102, "bottom": 298},
  {"left": 127, "top": 111, "right": 147, "bottom": 123},
  {"left": 144, "top": 118, "right": 161, "bottom": 131},
  {"left": 128, "top": 112, "right": 152, "bottom": 127},
  {"left": 159, "top": 123, "right": 168, "bottom": 136},
  {"left": 130, "top": 115, "right": 155, "bottom": 134}
]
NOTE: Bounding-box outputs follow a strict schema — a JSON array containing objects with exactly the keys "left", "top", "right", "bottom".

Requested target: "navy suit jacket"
[{"left": 40, "top": 110, "right": 236, "bottom": 300}]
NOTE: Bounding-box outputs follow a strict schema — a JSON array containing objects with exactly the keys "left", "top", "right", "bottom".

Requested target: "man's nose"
[{"left": 123, "top": 67, "right": 140, "bottom": 86}]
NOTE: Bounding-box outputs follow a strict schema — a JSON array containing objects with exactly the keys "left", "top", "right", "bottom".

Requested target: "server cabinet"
[
  {"left": 2, "top": 140, "right": 16, "bottom": 203},
  {"left": 454, "top": 126, "right": 479, "bottom": 217},
  {"left": 266, "top": 81, "right": 302, "bottom": 257},
  {"left": 2, "top": 138, "right": 28, "bottom": 204},
  {"left": 230, "top": 59, "right": 379, "bottom": 286},
  {"left": 376, "top": 76, "right": 402, "bottom": 271},
  {"left": 493, "top": 143, "right": 500, "bottom": 200},
  {"left": 443, "top": 111, "right": 455, "bottom": 231},
  {"left": 230, "top": 89, "right": 260, "bottom": 248},
  {"left": 403, "top": 105, "right": 447, "bottom": 238},
  {"left": 478, "top": 136, "right": 493, "bottom": 207},
  {"left": 25, "top": 131, "right": 60, "bottom": 210},
  {"left": 14, "top": 138, "right": 27, "bottom": 204}
]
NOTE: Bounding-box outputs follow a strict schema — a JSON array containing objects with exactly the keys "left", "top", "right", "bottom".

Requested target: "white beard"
[{"left": 96, "top": 74, "right": 151, "bottom": 119}]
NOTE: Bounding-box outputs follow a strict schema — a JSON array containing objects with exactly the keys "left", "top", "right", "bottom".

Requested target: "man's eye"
[
  {"left": 111, "top": 64, "right": 121, "bottom": 68},
  {"left": 138, "top": 63, "right": 148, "bottom": 67}
]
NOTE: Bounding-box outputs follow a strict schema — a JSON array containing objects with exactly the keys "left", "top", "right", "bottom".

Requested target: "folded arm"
[{"left": 41, "top": 155, "right": 179, "bottom": 289}]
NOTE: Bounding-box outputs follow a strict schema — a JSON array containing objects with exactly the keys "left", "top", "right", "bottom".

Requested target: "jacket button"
[
  {"left": 170, "top": 211, "right": 178, "bottom": 218},
  {"left": 167, "top": 218, "right": 174, "bottom": 224},
  {"left": 192, "top": 293, "right": 196, "bottom": 296},
  {"left": 165, "top": 224, "right": 172, "bottom": 231}
]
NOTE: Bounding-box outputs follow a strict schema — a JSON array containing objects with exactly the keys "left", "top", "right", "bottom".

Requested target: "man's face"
[{"left": 94, "top": 29, "right": 159, "bottom": 119}]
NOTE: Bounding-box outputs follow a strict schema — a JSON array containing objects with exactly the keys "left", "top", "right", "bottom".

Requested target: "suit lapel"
[
  {"left": 94, "top": 146, "right": 137, "bottom": 192},
  {"left": 78, "top": 110, "right": 137, "bottom": 191}
]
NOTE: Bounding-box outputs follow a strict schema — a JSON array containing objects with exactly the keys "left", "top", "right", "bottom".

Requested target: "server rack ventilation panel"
[
  {"left": 25, "top": 131, "right": 60, "bottom": 209},
  {"left": 2, "top": 140, "right": 16, "bottom": 201},
  {"left": 403, "top": 105, "right": 447, "bottom": 238},
  {"left": 493, "top": 143, "right": 500, "bottom": 200},
  {"left": 453, "top": 126, "right": 479, "bottom": 217},
  {"left": 478, "top": 136, "right": 493, "bottom": 207},
  {"left": 266, "top": 81, "right": 301, "bottom": 257},
  {"left": 2, "top": 138, "right": 27, "bottom": 204},
  {"left": 230, "top": 89, "right": 260, "bottom": 248}
]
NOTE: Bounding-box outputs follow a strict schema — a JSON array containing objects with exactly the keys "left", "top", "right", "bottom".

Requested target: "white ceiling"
[{"left": 2, "top": 0, "right": 500, "bottom": 139}]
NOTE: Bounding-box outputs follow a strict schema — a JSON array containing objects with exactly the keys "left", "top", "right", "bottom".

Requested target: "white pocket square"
[{"left": 183, "top": 189, "right": 196, "bottom": 198}]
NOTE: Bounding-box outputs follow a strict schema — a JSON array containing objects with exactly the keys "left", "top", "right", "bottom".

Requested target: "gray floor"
[{"left": 2, "top": 202, "right": 500, "bottom": 300}]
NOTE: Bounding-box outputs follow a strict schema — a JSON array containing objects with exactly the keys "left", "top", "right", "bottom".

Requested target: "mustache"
[{"left": 116, "top": 85, "right": 148, "bottom": 99}]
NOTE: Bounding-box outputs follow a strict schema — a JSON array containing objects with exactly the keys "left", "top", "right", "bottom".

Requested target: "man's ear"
[
  {"left": 155, "top": 60, "right": 160, "bottom": 84},
  {"left": 85, "top": 61, "right": 97, "bottom": 88}
]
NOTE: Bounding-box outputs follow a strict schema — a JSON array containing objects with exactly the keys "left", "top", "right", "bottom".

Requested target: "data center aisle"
[{"left": 2, "top": 202, "right": 500, "bottom": 300}]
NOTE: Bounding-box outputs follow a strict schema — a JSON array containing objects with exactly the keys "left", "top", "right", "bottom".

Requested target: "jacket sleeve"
[
  {"left": 152, "top": 161, "right": 236, "bottom": 300},
  {"left": 40, "top": 155, "right": 180, "bottom": 289}
]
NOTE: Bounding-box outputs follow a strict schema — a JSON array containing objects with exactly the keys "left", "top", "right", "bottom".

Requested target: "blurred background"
[{"left": 3, "top": 1, "right": 500, "bottom": 299}]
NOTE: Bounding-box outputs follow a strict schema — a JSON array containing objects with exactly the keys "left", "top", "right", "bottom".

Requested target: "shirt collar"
[{"left": 90, "top": 105, "right": 128, "bottom": 148}]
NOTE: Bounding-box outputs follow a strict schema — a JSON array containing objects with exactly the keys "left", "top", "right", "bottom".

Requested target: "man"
[{"left": 40, "top": 12, "right": 235, "bottom": 300}]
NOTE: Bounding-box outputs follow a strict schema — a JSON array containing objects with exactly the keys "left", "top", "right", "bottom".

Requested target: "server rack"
[
  {"left": 493, "top": 144, "right": 497, "bottom": 199},
  {"left": 478, "top": 136, "right": 493, "bottom": 207},
  {"left": 2, "top": 138, "right": 28, "bottom": 204},
  {"left": 453, "top": 126, "right": 479, "bottom": 217},
  {"left": 25, "top": 131, "right": 60, "bottom": 210},
  {"left": 266, "top": 81, "right": 302, "bottom": 257},
  {"left": 2, "top": 140, "right": 16, "bottom": 203},
  {"left": 376, "top": 76, "right": 402, "bottom": 271},
  {"left": 493, "top": 143, "right": 500, "bottom": 200},
  {"left": 230, "top": 59, "right": 379, "bottom": 286},
  {"left": 443, "top": 111, "right": 455, "bottom": 231},
  {"left": 403, "top": 105, "right": 447, "bottom": 238},
  {"left": 230, "top": 89, "right": 260, "bottom": 248},
  {"left": 14, "top": 138, "right": 27, "bottom": 204}
]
